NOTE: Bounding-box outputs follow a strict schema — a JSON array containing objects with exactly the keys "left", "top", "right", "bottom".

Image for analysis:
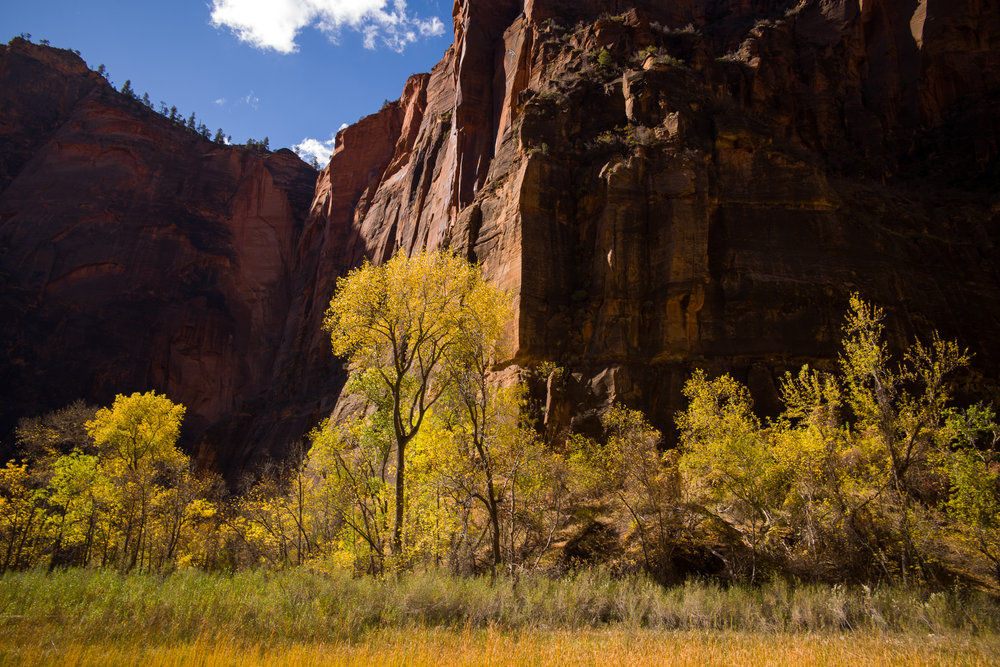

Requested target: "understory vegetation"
[
  {"left": 2, "top": 252, "right": 999, "bottom": 596},
  {"left": 1, "top": 567, "right": 998, "bottom": 639},
  {"left": 1, "top": 568, "right": 998, "bottom": 665}
]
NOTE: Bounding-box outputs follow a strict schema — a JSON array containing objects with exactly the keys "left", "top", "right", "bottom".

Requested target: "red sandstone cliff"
[
  {"left": 2, "top": 0, "right": 1000, "bottom": 472},
  {"left": 0, "top": 39, "right": 317, "bottom": 465},
  {"left": 304, "top": 0, "right": 1000, "bottom": 441}
]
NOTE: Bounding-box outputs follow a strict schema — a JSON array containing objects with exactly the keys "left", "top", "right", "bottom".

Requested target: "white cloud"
[
  {"left": 339, "top": 122, "right": 349, "bottom": 130},
  {"left": 294, "top": 135, "right": 338, "bottom": 165},
  {"left": 241, "top": 91, "right": 260, "bottom": 109},
  {"left": 210, "top": 0, "right": 446, "bottom": 54},
  {"left": 214, "top": 97, "right": 227, "bottom": 106}
]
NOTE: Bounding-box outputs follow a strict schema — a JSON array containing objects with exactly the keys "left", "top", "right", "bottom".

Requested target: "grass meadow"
[{"left": 1, "top": 568, "right": 998, "bottom": 665}]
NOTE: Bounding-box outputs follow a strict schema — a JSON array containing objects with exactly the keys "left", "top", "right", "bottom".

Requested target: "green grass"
[
  {"left": 1, "top": 567, "right": 998, "bottom": 644},
  {"left": 2, "top": 568, "right": 999, "bottom": 665}
]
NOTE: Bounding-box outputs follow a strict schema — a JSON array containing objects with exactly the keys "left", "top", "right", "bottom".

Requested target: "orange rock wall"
[{"left": 0, "top": 39, "right": 317, "bottom": 466}]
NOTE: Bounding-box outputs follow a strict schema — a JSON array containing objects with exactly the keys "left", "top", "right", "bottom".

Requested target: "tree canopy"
[
  {"left": 322, "top": 249, "right": 512, "bottom": 559},
  {"left": 3, "top": 291, "right": 1000, "bottom": 588},
  {"left": 86, "top": 391, "right": 186, "bottom": 472}
]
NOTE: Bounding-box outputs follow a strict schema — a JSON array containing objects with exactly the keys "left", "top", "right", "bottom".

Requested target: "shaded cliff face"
[
  {"left": 306, "top": 0, "right": 1000, "bottom": 441},
  {"left": 0, "top": 39, "right": 317, "bottom": 462}
]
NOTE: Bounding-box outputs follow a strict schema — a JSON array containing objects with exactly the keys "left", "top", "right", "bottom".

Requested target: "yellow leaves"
[
  {"left": 85, "top": 391, "right": 186, "bottom": 472},
  {"left": 677, "top": 370, "right": 760, "bottom": 455},
  {"left": 324, "top": 249, "right": 513, "bottom": 399},
  {"left": 321, "top": 249, "right": 516, "bottom": 563},
  {"left": 672, "top": 295, "right": 993, "bottom": 582},
  {"left": 780, "top": 365, "right": 841, "bottom": 428},
  {"left": 678, "top": 370, "right": 771, "bottom": 491},
  {"left": 0, "top": 460, "right": 48, "bottom": 571},
  {"left": 0, "top": 459, "right": 32, "bottom": 497},
  {"left": 0, "top": 461, "right": 36, "bottom": 532}
]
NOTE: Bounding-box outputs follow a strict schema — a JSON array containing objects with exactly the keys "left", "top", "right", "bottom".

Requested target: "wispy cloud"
[
  {"left": 294, "top": 134, "right": 338, "bottom": 166},
  {"left": 214, "top": 97, "right": 227, "bottom": 106},
  {"left": 210, "top": 0, "right": 445, "bottom": 54},
  {"left": 241, "top": 91, "right": 260, "bottom": 110}
]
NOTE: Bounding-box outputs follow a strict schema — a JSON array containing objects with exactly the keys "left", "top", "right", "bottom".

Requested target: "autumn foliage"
[{"left": 2, "top": 250, "right": 999, "bottom": 589}]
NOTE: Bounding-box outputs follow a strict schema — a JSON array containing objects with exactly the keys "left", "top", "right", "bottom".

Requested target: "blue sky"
[{"left": 1, "top": 0, "right": 453, "bottom": 165}]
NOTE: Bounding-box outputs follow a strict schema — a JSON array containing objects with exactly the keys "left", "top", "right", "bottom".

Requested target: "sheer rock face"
[
  {"left": 308, "top": 0, "right": 1000, "bottom": 441},
  {"left": 3, "top": 0, "right": 1000, "bottom": 473},
  {"left": 0, "top": 39, "right": 318, "bottom": 465}
]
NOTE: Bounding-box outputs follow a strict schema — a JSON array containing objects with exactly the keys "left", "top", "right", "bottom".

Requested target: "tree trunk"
[
  {"left": 392, "top": 438, "right": 406, "bottom": 557},
  {"left": 488, "top": 493, "right": 501, "bottom": 576}
]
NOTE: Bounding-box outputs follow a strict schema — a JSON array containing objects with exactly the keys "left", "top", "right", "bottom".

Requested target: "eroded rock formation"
[{"left": 2, "top": 0, "right": 999, "bottom": 472}]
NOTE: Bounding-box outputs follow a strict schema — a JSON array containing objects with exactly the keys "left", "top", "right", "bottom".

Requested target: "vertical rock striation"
[
  {"left": 2, "top": 0, "right": 999, "bottom": 473},
  {"left": 306, "top": 0, "right": 1000, "bottom": 442}
]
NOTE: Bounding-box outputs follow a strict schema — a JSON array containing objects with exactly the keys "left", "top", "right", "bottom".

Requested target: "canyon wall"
[
  {"left": 2, "top": 0, "right": 999, "bottom": 471},
  {"left": 0, "top": 39, "right": 318, "bottom": 466},
  {"left": 304, "top": 0, "right": 1000, "bottom": 440}
]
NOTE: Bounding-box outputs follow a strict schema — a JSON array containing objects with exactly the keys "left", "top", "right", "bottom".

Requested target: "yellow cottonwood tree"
[
  {"left": 323, "top": 249, "right": 510, "bottom": 558},
  {"left": 440, "top": 276, "right": 514, "bottom": 571},
  {"left": 677, "top": 371, "right": 785, "bottom": 581},
  {"left": 85, "top": 391, "right": 187, "bottom": 571},
  {"left": 0, "top": 460, "right": 46, "bottom": 573}
]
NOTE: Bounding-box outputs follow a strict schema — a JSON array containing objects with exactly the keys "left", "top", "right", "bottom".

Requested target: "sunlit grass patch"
[{"left": 3, "top": 628, "right": 999, "bottom": 667}]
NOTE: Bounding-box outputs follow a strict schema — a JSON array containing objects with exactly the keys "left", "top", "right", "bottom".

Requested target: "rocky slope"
[{"left": 2, "top": 0, "right": 1000, "bottom": 472}]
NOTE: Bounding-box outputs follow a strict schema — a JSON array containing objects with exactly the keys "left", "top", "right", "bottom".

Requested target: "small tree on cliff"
[{"left": 322, "top": 250, "right": 509, "bottom": 559}]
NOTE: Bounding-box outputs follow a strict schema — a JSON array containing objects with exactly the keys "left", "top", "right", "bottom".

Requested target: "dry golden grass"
[
  {"left": 2, "top": 568, "right": 999, "bottom": 665},
  {"left": 3, "top": 627, "right": 999, "bottom": 667}
]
